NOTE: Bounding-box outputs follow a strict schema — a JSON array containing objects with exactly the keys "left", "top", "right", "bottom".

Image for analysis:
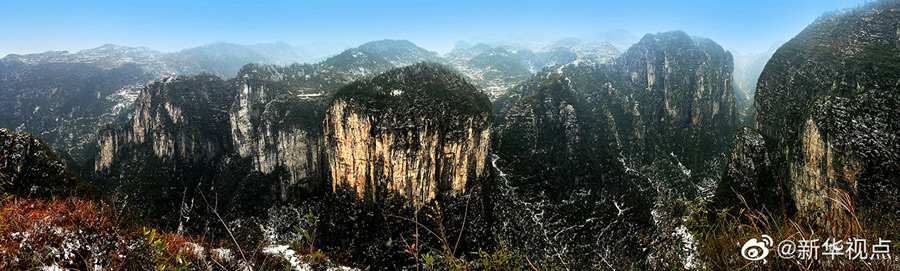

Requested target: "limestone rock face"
[
  {"left": 755, "top": 2, "right": 900, "bottom": 142},
  {"left": 228, "top": 70, "right": 329, "bottom": 199},
  {"left": 785, "top": 91, "right": 897, "bottom": 218},
  {"left": 789, "top": 118, "right": 860, "bottom": 216},
  {"left": 90, "top": 74, "right": 241, "bottom": 230},
  {"left": 325, "top": 63, "right": 492, "bottom": 205},
  {"left": 752, "top": 2, "right": 900, "bottom": 217},
  {"left": 495, "top": 31, "right": 738, "bottom": 199},
  {"left": 493, "top": 75, "right": 604, "bottom": 197},
  {"left": 609, "top": 31, "right": 737, "bottom": 168},
  {"left": 489, "top": 31, "right": 738, "bottom": 266},
  {"left": 95, "top": 75, "right": 234, "bottom": 172}
]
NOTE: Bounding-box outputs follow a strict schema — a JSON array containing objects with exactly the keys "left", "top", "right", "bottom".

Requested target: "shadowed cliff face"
[
  {"left": 713, "top": 126, "right": 796, "bottom": 216},
  {"left": 227, "top": 64, "right": 337, "bottom": 200},
  {"left": 496, "top": 31, "right": 738, "bottom": 200},
  {"left": 96, "top": 75, "right": 235, "bottom": 172},
  {"left": 488, "top": 31, "right": 738, "bottom": 268},
  {"left": 325, "top": 63, "right": 492, "bottom": 205},
  {"left": 750, "top": 2, "right": 900, "bottom": 219},
  {"left": 92, "top": 74, "right": 243, "bottom": 229},
  {"left": 0, "top": 128, "right": 97, "bottom": 199},
  {"left": 605, "top": 32, "right": 737, "bottom": 174}
]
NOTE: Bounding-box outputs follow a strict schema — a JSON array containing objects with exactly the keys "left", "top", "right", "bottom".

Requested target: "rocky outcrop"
[
  {"left": 786, "top": 90, "right": 898, "bottom": 218},
  {"left": 755, "top": 2, "right": 900, "bottom": 142},
  {"left": 90, "top": 74, "right": 242, "bottom": 230},
  {"left": 789, "top": 118, "right": 860, "bottom": 216},
  {"left": 0, "top": 128, "right": 96, "bottom": 198},
  {"left": 91, "top": 44, "right": 465, "bottom": 229},
  {"left": 714, "top": 127, "right": 793, "bottom": 214},
  {"left": 95, "top": 75, "right": 235, "bottom": 172},
  {"left": 752, "top": 1, "right": 900, "bottom": 217},
  {"left": 222, "top": 41, "right": 450, "bottom": 198},
  {"left": 493, "top": 75, "right": 613, "bottom": 197},
  {"left": 0, "top": 41, "right": 319, "bottom": 169},
  {"left": 496, "top": 31, "right": 738, "bottom": 199},
  {"left": 228, "top": 64, "right": 337, "bottom": 199},
  {"left": 607, "top": 31, "right": 737, "bottom": 167},
  {"left": 490, "top": 32, "right": 738, "bottom": 267},
  {"left": 325, "top": 63, "right": 492, "bottom": 205}
]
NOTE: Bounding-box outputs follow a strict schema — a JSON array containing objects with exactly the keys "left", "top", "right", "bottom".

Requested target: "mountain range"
[{"left": 3, "top": 2, "right": 900, "bottom": 269}]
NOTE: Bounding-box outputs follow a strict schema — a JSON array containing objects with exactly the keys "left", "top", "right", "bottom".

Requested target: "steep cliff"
[
  {"left": 603, "top": 31, "right": 737, "bottom": 172},
  {"left": 787, "top": 89, "right": 899, "bottom": 218},
  {"left": 228, "top": 64, "right": 342, "bottom": 199},
  {"left": 96, "top": 75, "right": 235, "bottom": 172},
  {"left": 713, "top": 126, "right": 794, "bottom": 214},
  {"left": 752, "top": 1, "right": 900, "bottom": 217},
  {"left": 497, "top": 30, "right": 738, "bottom": 199},
  {"left": 0, "top": 42, "right": 319, "bottom": 170},
  {"left": 0, "top": 128, "right": 96, "bottom": 198},
  {"left": 93, "top": 74, "right": 242, "bottom": 229},
  {"left": 493, "top": 75, "right": 620, "bottom": 198},
  {"left": 325, "top": 63, "right": 492, "bottom": 205},
  {"left": 92, "top": 41, "right": 452, "bottom": 230},
  {"left": 225, "top": 42, "right": 442, "bottom": 200},
  {"left": 489, "top": 31, "right": 738, "bottom": 267}
]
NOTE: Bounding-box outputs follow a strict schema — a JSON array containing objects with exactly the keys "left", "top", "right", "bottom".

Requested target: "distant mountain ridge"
[
  {"left": 731, "top": 41, "right": 782, "bottom": 125},
  {"left": 2, "top": 41, "right": 321, "bottom": 79}
]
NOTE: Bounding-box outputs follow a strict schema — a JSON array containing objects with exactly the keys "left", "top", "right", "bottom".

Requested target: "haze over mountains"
[
  {"left": 2, "top": 0, "right": 898, "bottom": 270},
  {"left": 0, "top": 30, "right": 648, "bottom": 167},
  {"left": 0, "top": 27, "right": 787, "bottom": 270}
]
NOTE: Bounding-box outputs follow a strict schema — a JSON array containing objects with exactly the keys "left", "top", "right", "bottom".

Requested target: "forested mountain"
[
  {"left": 722, "top": 0, "right": 900, "bottom": 219},
  {"left": 4, "top": 2, "right": 900, "bottom": 268},
  {"left": 702, "top": 1, "right": 900, "bottom": 269},
  {"left": 0, "top": 42, "right": 315, "bottom": 166}
]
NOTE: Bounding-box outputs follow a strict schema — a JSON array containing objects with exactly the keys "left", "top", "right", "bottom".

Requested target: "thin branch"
[
  {"left": 452, "top": 194, "right": 471, "bottom": 255},
  {"left": 524, "top": 254, "right": 540, "bottom": 271},
  {"left": 387, "top": 214, "right": 449, "bottom": 250},
  {"left": 198, "top": 190, "right": 252, "bottom": 271},
  {"left": 415, "top": 208, "right": 420, "bottom": 271}
]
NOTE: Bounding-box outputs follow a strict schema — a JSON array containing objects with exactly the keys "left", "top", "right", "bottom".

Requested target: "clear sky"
[{"left": 0, "top": 0, "right": 872, "bottom": 57}]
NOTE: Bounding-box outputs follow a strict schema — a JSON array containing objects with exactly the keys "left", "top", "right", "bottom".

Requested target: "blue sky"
[{"left": 0, "top": 0, "right": 872, "bottom": 56}]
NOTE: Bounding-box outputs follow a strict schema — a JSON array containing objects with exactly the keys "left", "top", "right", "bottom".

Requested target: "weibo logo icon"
[{"left": 741, "top": 235, "right": 773, "bottom": 263}]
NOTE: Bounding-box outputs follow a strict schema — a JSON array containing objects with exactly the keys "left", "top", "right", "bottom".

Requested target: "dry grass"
[
  {"left": 686, "top": 190, "right": 900, "bottom": 270},
  {"left": 0, "top": 196, "right": 135, "bottom": 269},
  {"left": 0, "top": 196, "right": 293, "bottom": 270}
]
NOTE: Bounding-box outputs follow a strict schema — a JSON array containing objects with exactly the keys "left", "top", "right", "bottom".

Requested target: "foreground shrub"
[
  {"left": 0, "top": 196, "right": 295, "bottom": 270},
  {"left": 684, "top": 191, "right": 900, "bottom": 270}
]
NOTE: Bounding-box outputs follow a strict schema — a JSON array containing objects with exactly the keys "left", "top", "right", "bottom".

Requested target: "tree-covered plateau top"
[{"left": 332, "top": 62, "right": 492, "bottom": 121}]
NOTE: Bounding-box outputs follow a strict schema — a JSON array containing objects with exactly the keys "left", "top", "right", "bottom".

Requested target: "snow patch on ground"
[
  {"left": 263, "top": 245, "right": 309, "bottom": 271},
  {"left": 675, "top": 223, "right": 699, "bottom": 269}
]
